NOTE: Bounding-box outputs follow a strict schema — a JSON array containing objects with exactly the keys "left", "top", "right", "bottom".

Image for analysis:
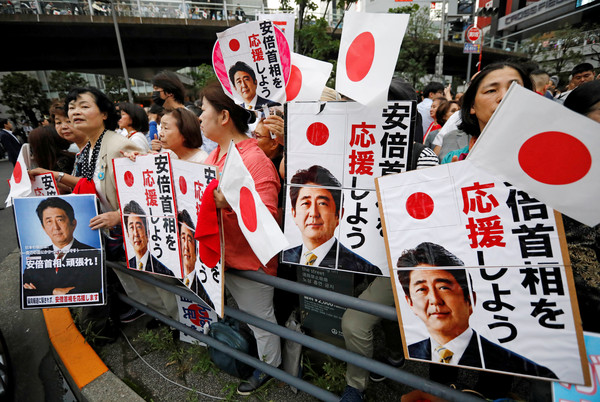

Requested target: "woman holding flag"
[{"left": 199, "top": 82, "right": 282, "bottom": 396}]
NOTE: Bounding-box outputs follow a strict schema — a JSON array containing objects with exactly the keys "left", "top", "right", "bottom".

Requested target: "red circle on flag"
[
  {"left": 286, "top": 65, "right": 302, "bottom": 101},
  {"left": 229, "top": 39, "right": 240, "bottom": 52},
  {"left": 406, "top": 192, "right": 434, "bottom": 220},
  {"left": 346, "top": 32, "right": 375, "bottom": 82},
  {"left": 306, "top": 122, "right": 329, "bottom": 146},
  {"left": 239, "top": 187, "right": 258, "bottom": 232},
  {"left": 13, "top": 162, "right": 22, "bottom": 184},
  {"left": 179, "top": 176, "right": 187, "bottom": 194},
  {"left": 124, "top": 171, "right": 134, "bottom": 187},
  {"left": 518, "top": 131, "right": 591, "bottom": 185}
]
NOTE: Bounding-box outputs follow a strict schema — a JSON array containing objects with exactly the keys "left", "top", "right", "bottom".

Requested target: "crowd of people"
[{"left": 3, "top": 59, "right": 599, "bottom": 401}]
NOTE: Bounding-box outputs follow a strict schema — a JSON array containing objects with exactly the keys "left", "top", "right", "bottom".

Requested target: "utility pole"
[{"left": 435, "top": 0, "right": 448, "bottom": 80}]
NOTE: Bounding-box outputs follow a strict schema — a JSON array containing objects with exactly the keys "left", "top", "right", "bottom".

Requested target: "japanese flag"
[
  {"left": 376, "top": 164, "right": 461, "bottom": 234},
  {"left": 5, "top": 147, "right": 32, "bottom": 207},
  {"left": 219, "top": 143, "right": 289, "bottom": 265},
  {"left": 286, "top": 53, "right": 333, "bottom": 102},
  {"left": 336, "top": 11, "right": 409, "bottom": 106},
  {"left": 468, "top": 84, "right": 600, "bottom": 226}
]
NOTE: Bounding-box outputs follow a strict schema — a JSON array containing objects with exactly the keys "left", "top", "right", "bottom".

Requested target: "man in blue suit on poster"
[
  {"left": 396, "top": 242, "right": 557, "bottom": 379},
  {"left": 283, "top": 165, "right": 381, "bottom": 275},
  {"left": 23, "top": 197, "right": 101, "bottom": 303},
  {"left": 123, "top": 200, "right": 174, "bottom": 276}
]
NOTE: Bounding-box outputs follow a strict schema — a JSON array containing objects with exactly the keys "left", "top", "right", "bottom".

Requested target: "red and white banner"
[
  {"left": 31, "top": 173, "right": 59, "bottom": 197},
  {"left": 213, "top": 20, "right": 291, "bottom": 107},
  {"left": 376, "top": 159, "right": 589, "bottom": 384},
  {"left": 283, "top": 101, "right": 416, "bottom": 277},
  {"left": 6, "top": 147, "right": 32, "bottom": 207},
  {"left": 114, "top": 153, "right": 183, "bottom": 278},
  {"left": 172, "top": 159, "right": 224, "bottom": 317},
  {"left": 219, "top": 142, "right": 288, "bottom": 265},
  {"left": 258, "top": 12, "right": 295, "bottom": 53},
  {"left": 286, "top": 52, "right": 333, "bottom": 102},
  {"left": 468, "top": 84, "right": 600, "bottom": 227},
  {"left": 336, "top": 11, "right": 409, "bottom": 106}
]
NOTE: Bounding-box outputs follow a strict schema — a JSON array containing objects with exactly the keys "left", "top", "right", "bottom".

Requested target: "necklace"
[{"left": 79, "top": 129, "right": 106, "bottom": 180}]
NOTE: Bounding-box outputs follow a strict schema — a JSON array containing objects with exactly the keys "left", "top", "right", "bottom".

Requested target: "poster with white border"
[
  {"left": 16, "top": 194, "right": 105, "bottom": 309},
  {"left": 114, "top": 153, "right": 183, "bottom": 279},
  {"left": 171, "top": 159, "right": 224, "bottom": 317},
  {"left": 376, "top": 159, "right": 589, "bottom": 384},
  {"left": 282, "top": 100, "right": 415, "bottom": 277}
]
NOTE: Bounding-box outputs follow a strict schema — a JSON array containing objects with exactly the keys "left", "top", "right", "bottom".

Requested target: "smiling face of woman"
[
  {"left": 470, "top": 66, "right": 524, "bottom": 132},
  {"left": 159, "top": 113, "right": 185, "bottom": 152},
  {"left": 67, "top": 93, "right": 107, "bottom": 136}
]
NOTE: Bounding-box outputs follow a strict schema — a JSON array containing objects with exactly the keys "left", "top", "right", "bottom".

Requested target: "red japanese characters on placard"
[{"left": 461, "top": 182, "right": 505, "bottom": 249}]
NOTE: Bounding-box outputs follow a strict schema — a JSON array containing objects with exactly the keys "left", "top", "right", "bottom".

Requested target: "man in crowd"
[
  {"left": 417, "top": 82, "right": 445, "bottom": 135},
  {"left": 178, "top": 209, "right": 215, "bottom": 309},
  {"left": 123, "top": 200, "right": 173, "bottom": 276},
  {"left": 228, "top": 61, "right": 275, "bottom": 110},
  {"left": 23, "top": 197, "right": 101, "bottom": 301},
  {"left": 283, "top": 165, "right": 382, "bottom": 275},
  {"left": 0, "top": 118, "right": 21, "bottom": 165},
  {"left": 556, "top": 63, "right": 596, "bottom": 103},
  {"left": 152, "top": 70, "right": 186, "bottom": 112},
  {"left": 397, "top": 242, "right": 557, "bottom": 378}
]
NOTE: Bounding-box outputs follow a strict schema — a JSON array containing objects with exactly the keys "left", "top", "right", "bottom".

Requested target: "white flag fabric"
[
  {"left": 335, "top": 11, "right": 409, "bottom": 106},
  {"left": 468, "top": 84, "right": 600, "bottom": 226},
  {"left": 5, "top": 146, "right": 32, "bottom": 207},
  {"left": 219, "top": 143, "right": 289, "bottom": 266},
  {"left": 286, "top": 52, "right": 333, "bottom": 102}
]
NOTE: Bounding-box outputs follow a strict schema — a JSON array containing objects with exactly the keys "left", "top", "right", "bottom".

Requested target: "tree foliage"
[
  {"left": 48, "top": 71, "right": 87, "bottom": 99},
  {"left": 189, "top": 64, "right": 217, "bottom": 96},
  {"left": 527, "top": 25, "right": 585, "bottom": 79},
  {"left": 0, "top": 72, "right": 49, "bottom": 125},
  {"left": 103, "top": 75, "right": 129, "bottom": 102},
  {"left": 389, "top": 5, "right": 437, "bottom": 89}
]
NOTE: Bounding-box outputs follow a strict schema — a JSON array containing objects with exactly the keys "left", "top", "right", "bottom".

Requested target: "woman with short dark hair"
[
  {"left": 118, "top": 102, "right": 151, "bottom": 152},
  {"left": 154, "top": 107, "right": 207, "bottom": 162}
]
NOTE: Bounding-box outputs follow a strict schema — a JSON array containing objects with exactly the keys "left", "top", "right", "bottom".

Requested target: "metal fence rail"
[{"left": 109, "top": 261, "right": 482, "bottom": 402}]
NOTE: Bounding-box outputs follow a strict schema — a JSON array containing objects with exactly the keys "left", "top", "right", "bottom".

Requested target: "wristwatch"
[{"left": 57, "top": 172, "right": 65, "bottom": 183}]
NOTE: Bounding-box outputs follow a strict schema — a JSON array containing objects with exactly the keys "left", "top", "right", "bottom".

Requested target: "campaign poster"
[
  {"left": 257, "top": 12, "right": 295, "bottom": 53},
  {"left": 282, "top": 100, "right": 416, "bottom": 277},
  {"left": 177, "top": 295, "right": 218, "bottom": 346},
  {"left": 15, "top": 194, "right": 105, "bottom": 309},
  {"left": 114, "top": 153, "right": 183, "bottom": 279},
  {"left": 212, "top": 20, "right": 291, "bottom": 108},
  {"left": 553, "top": 332, "right": 600, "bottom": 400},
  {"left": 31, "top": 173, "right": 59, "bottom": 196},
  {"left": 171, "top": 159, "right": 224, "bottom": 317},
  {"left": 376, "top": 159, "right": 589, "bottom": 384}
]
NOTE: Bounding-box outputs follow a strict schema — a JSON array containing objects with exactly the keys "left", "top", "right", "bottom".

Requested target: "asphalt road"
[{"left": 0, "top": 159, "right": 65, "bottom": 401}]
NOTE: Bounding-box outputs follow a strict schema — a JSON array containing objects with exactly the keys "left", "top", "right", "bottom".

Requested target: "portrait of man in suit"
[
  {"left": 22, "top": 197, "right": 101, "bottom": 298},
  {"left": 178, "top": 209, "right": 215, "bottom": 310},
  {"left": 283, "top": 165, "right": 382, "bottom": 275},
  {"left": 123, "top": 200, "right": 173, "bottom": 276},
  {"left": 397, "top": 242, "right": 557, "bottom": 379},
  {"left": 228, "top": 61, "right": 276, "bottom": 110}
]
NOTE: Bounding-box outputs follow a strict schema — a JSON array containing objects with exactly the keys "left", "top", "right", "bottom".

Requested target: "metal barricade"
[{"left": 108, "top": 261, "right": 482, "bottom": 402}]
